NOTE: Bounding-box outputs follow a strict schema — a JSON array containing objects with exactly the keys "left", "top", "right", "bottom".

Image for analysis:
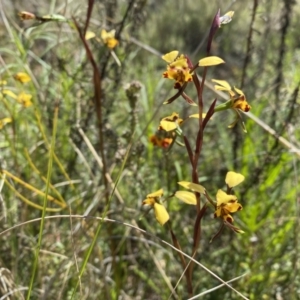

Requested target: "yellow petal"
[
  {"left": 189, "top": 113, "right": 211, "bottom": 119},
  {"left": 223, "top": 202, "right": 243, "bottom": 214},
  {"left": 214, "top": 206, "right": 222, "bottom": 218},
  {"left": 106, "top": 38, "right": 118, "bottom": 49},
  {"left": 212, "top": 79, "right": 231, "bottom": 91},
  {"left": 143, "top": 198, "right": 155, "bottom": 206},
  {"left": 175, "top": 191, "right": 197, "bottom": 205},
  {"left": 216, "top": 189, "right": 237, "bottom": 205},
  {"left": 100, "top": 29, "right": 118, "bottom": 49},
  {"left": 13, "top": 72, "right": 31, "bottom": 83},
  {"left": 2, "top": 89, "right": 17, "bottom": 99},
  {"left": 232, "top": 97, "right": 251, "bottom": 112},
  {"left": 223, "top": 214, "right": 234, "bottom": 223},
  {"left": 233, "top": 86, "right": 244, "bottom": 96},
  {"left": 85, "top": 31, "right": 96, "bottom": 40},
  {"left": 160, "top": 120, "right": 177, "bottom": 132},
  {"left": 170, "top": 56, "right": 188, "bottom": 68},
  {"left": 101, "top": 29, "right": 116, "bottom": 40},
  {"left": 220, "top": 11, "right": 234, "bottom": 25},
  {"left": 17, "top": 92, "right": 33, "bottom": 107},
  {"left": 199, "top": 56, "right": 225, "bottom": 67},
  {"left": 214, "top": 85, "right": 230, "bottom": 91},
  {"left": 189, "top": 114, "right": 200, "bottom": 118},
  {"left": 177, "top": 181, "right": 205, "bottom": 194},
  {"left": 223, "top": 11, "right": 235, "bottom": 18},
  {"left": 214, "top": 85, "right": 235, "bottom": 98},
  {"left": 0, "top": 117, "right": 12, "bottom": 129},
  {"left": 147, "top": 189, "right": 163, "bottom": 198},
  {"left": 153, "top": 203, "right": 169, "bottom": 225},
  {"left": 162, "top": 112, "right": 181, "bottom": 122},
  {"left": 225, "top": 171, "right": 245, "bottom": 188},
  {"left": 162, "top": 51, "right": 179, "bottom": 63}
]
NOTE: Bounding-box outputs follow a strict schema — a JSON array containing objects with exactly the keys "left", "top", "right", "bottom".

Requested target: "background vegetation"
[{"left": 0, "top": 0, "right": 300, "bottom": 299}]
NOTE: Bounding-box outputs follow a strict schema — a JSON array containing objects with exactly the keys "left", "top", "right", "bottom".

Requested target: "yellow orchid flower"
[
  {"left": 214, "top": 189, "right": 242, "bottom": 223},
  {"left": 101, "top": 29, "right": 118, "bottom": 49},
  {"left": 2, "top": 90, "right": 32, "bottom": 107},
  {"left": 17, "top": 92, "right": 33, "bottom": 107},
  {"left": 143, "top": 189, "right": 169, "bottom": 225},
  {"left": 213, "top": 79, "right": 250, "bottom": 132},
  {"left": 214, "top": 171, "right": 244, "bottom": 224},
  {"left": 213, "top": 79, "right": 250, "bottom": 112},
  {"left": 86, "top": 29, "right": 119, "bottom": 50},
  {"left": 13, "top": 72, "right": 31, "bottom": 83},
  {"left": 162, "top": 51, "right": 192, "bottom": 89}
]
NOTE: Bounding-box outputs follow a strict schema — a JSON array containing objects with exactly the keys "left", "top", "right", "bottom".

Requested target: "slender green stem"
[
  {"left": 70, "top": 139, "right": 133, "bottom": 299},
  {"left": 26, "top": 103, "right": 59, "bottom": 299}
]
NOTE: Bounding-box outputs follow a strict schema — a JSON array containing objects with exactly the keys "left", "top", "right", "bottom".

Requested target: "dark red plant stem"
[
  {"left": 73, "top": 18, "right": 109, "bottom": 204},
  {"left": 240, "top": 0, "right": 258, "bottom": 89},
  {"left": 169, "top": 227, "right": 193, "bottom": 295},
  {"left": 207, "top": 9, "right": 220, "bottom": 55},
  {"left": 101, "top": 0, "right": 136, "bottom": 79},
  {"left": 83, "top": 0, "right": 94, "bottom": 36},
  {"left": 183, "top": 136, "right": 194, "bottom": 166}
]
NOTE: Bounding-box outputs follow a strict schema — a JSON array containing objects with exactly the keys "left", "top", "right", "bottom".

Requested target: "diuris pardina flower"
[
  {"left": 0, "top": 78, "right": 33, "bottom": 107},
  {"left": 17, "top": 92, "right": 33, "bottom": 107},
  {"left": 101, "top": 29, "right": 118, "bottom": 49},
  {"left": 143, "top": 189, "right": 169, "bottom": 225},
  {"left": 213, "top": 79, "right": 250, "bottom": 132},
  {"left": 162, "top": 51, "right": 193, "bottom": 89},
  {"left": 150, "top": 112, "right": 183, "bottom": 148},
  {"left": 214, "top": 171, "right": 244, "bottom": 224},
  {"left": 86, "top": 29, "right": 118, "bottom": 49},
  {"left": 13, "top": 72, "right": 31, "bottom": 83},
  {"left": 151, "top": 112, "right": 184, "bottom": 147},
  {"left": 176, "top": 172, "right": 244, "bottom": 231},
  {"left": 214, "top": 189, "right": 242, "bottom": 223}
]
